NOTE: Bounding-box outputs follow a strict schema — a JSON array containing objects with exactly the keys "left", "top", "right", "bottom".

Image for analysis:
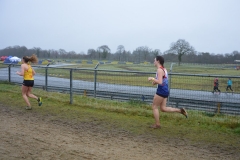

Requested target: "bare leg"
[
  {"left": 26, "top": 87, "right": 38, "bottom": 100},
  {"left": 159, "top": 97, "right": 181, "bottom": 113},
  {"left": 152, "top": 94, "right": 161, "bottom": 126},
  {"left": 151, "top": 93, "right": 189, "bottom": 128},
  {"left": 21, "top": 85, "right": 31, "bottom": 107},
  {"left": 152, "top": 94, "right": 181, "bottom": 126}
]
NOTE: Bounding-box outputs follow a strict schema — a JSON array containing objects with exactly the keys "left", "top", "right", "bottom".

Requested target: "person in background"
[
  {"left": 226, "top": 78, "right": 233, "bottom": 93},
  {"left": 16, "top": 54, "right": 42, "bottom": 110},
  {"left": 148, "top": 56, "right": 188, "bottom": 129},
  {"left": 212, "top": 77, "right": 221, "bottom": 94}
]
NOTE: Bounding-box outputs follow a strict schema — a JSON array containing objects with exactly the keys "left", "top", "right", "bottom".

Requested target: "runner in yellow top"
[
  {"left": 24, "top": 64, "right": 34, "bottom": 80},
  {"left": 16, "top": 54, "right": 42, "bottom": 110}
]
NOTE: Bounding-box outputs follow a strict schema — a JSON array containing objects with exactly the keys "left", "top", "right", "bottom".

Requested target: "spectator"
[
  {"left": 226, "top": 78, "right": 233, "bottom": 93},
  {"left": 212, "top": 78, "right": 221, "bottom": 94}
]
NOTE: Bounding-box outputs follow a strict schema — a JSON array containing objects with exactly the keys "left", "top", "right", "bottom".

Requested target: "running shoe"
[
  {"left": 38, "top": 97, "right": 42, "bottom": 106},
  {"left": 180, "top": 108, "right": 188, "bottom": 118},
  {"left": 149, "top": 124, "right": 161, "bottom": 129},
  {"left": 25, "top": 106, "right": 32, "bottom": 110}
]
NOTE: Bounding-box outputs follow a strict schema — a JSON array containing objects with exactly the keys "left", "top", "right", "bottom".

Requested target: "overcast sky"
[{"left": 0, "top": 0, "right": 239, "bottom": 54}]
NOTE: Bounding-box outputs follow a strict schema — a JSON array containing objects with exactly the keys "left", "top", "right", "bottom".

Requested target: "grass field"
[
  {"left": 1, "top": 60, "right": 240, "bottom": 94},
  {"left": 0, "top": 82, "right": 240, "bottom": 141},
  {"left": 44, "top": 61, "right": 240, "bottom": 74},
  {"left": 31, "top": 62, "right": 240, "bottom": 92},
  {"left": 1, "top": 60, "right": 240, "bottom": 158}
]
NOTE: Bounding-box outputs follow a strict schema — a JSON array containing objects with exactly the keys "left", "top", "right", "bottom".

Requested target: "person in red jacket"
[{"left": 212, "top": 78, "right": 221, "bottom": 94}]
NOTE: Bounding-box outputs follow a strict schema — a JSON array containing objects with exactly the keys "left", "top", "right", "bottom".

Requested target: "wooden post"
[{"left": 217, "top": 102, "right": 221, "bottom": 114}]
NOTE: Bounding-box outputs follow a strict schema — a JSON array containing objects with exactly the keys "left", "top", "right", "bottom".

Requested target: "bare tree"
[
  {"left": 117, "top": 45, "right": 125, "bottom": 61},
  {"left": 133, "top": 46, "right": 151, "bottom": 62},
  {"left": 59, "top": 49, "right": 67, "bottom": 59},
  {"left": 68, "top": 51, "right": 77, "bottom": 59},
  {"left": 33, "top": 47, "right": 41, "bottom": 58},
  {"left": 97, "top": 45, "right": 111, "bottom": 60},
  {"left": 87, "top": 49, "right": 96, "bottom": 59},
  {"left": 152, "top": 49, "right": 161, "bottom": 57},
  {"left": 232, "top": 50, "right": 240, "bottom": 60},
  {"left": 2, "top": 45, "right": 240, "bottom": 64},
  {"left": 51, "top": 50, "right": 59, "bottom": 59},
  {"left": 169, "top": 39, "right": 195, "bottom": 66},
  {"left": 47, "top": 50, "right": 51, "bottom": 58}
]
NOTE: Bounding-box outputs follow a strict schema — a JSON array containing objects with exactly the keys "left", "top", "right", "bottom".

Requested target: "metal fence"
[{"left": 1, "top": 64, "right": 240, "bottom": 116}]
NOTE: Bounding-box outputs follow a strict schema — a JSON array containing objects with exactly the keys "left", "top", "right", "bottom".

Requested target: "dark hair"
[
  {"left": 156, "top": 56, "right": 164, "bottom": 67},
  {"left": 23, "top": 54, "right": 38, "bottom": 63}
]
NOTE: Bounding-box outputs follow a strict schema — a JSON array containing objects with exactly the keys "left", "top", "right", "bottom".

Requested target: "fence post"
[
  {"left": 94, "top": 70, "right": 97, "bottom": 98},
  {"left": 8, "top": 65, "right": 11, "bottom": 82},
  {"left": 94, "top": 63, "right": 100, "bottom": 98},
  {"left": 168, "top": 63, "right": 176, "bottom": 103},
  {"left": 45, "top": 68, "right": 48, "bottom": 91},
  {"left": 168, "top": 73, "right": 171, "bottom": 103},
  {"left": 70, "top": 69, "right": 73, "bottom": 104},
  {"left": 217, "top": 102, "right": 221, "bottom": 114}
]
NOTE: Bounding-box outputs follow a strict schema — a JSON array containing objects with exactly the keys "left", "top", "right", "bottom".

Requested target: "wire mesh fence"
[
  {"left": 1, "top": 64, "right": 240, "bottom": 123},
  {"left": 167, "top": 73, "right": 240, "bottom": 121}
]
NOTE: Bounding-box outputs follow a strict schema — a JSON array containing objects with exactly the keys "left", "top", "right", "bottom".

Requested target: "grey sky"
[{"left": 0, "top": 0, "right": 239, "bottom": 54}]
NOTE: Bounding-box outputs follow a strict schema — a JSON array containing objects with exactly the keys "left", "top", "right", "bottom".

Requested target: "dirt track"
[{"left": 0, "top": 104, "right": 239, "bottom": 160}]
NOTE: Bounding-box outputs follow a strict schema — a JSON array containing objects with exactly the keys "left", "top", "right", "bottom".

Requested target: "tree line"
[{"left": 0, "top": 39, "right": 240, "bottom": 65}]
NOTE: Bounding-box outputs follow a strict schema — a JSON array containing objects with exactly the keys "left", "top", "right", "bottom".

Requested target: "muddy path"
[{"left": 0, "top": 104, "right": 239, "bottom": 160}]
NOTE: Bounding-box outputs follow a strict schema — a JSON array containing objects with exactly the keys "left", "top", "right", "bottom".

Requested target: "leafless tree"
[
  {"left": 97, "top": 45, "right": 111, "bottom": 60},
  {"left": 152, "top": 49, "right": 161, "bottom": 57},
  {"left": 132, "top": 46, "right": 151, "bottom": 63},
  {"left": 169, "top": 39, "right": 195, "bottom": 66},
  {"left": 33, "top": 47, "right": 41, "bottom": 58},
  {"left": 87, "top": 49, "right": 96, "bottom": 59},
  {"left": 1, "top": 44, "right": 240, "bottom": 64},
  {"left": 117, "top": 45, "right": 125, "bottom": 61}
]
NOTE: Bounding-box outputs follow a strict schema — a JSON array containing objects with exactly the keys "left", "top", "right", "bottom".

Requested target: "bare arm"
[
  {"left": 148, "top": 68, "right": 164, "bottom": 85},
  {"left": 32, "top": 67, "right": 36, "bottom": 76},
  {"left": 31, "top": 66, "right": 36, "bottom": 76},
  {"left": 16, "top": 64, "right": 26, "bottom": 76}
]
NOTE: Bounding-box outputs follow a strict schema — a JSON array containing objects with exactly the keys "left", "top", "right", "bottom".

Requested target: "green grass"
[
  {"left": 0, "top": 82, "right": 240, "bottom": 148},
  {"left": 33, "top": 62, "right": 240, "bottom": 92},
  {"left": 4, "top": 62, "right": 239, "bottom": 91}
]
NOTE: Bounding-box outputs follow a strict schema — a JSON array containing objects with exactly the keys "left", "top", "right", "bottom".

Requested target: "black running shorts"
[
  {"left": 156, "top": 92, "right": 168, "bottom": 98},
  {"left": 23, "top": 80, "right": 34, "bottom": 87}
]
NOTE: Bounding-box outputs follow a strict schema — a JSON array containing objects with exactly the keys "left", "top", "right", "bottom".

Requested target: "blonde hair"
[{"left": 23, "top": 54, "right": 38, "bottom": 64}]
